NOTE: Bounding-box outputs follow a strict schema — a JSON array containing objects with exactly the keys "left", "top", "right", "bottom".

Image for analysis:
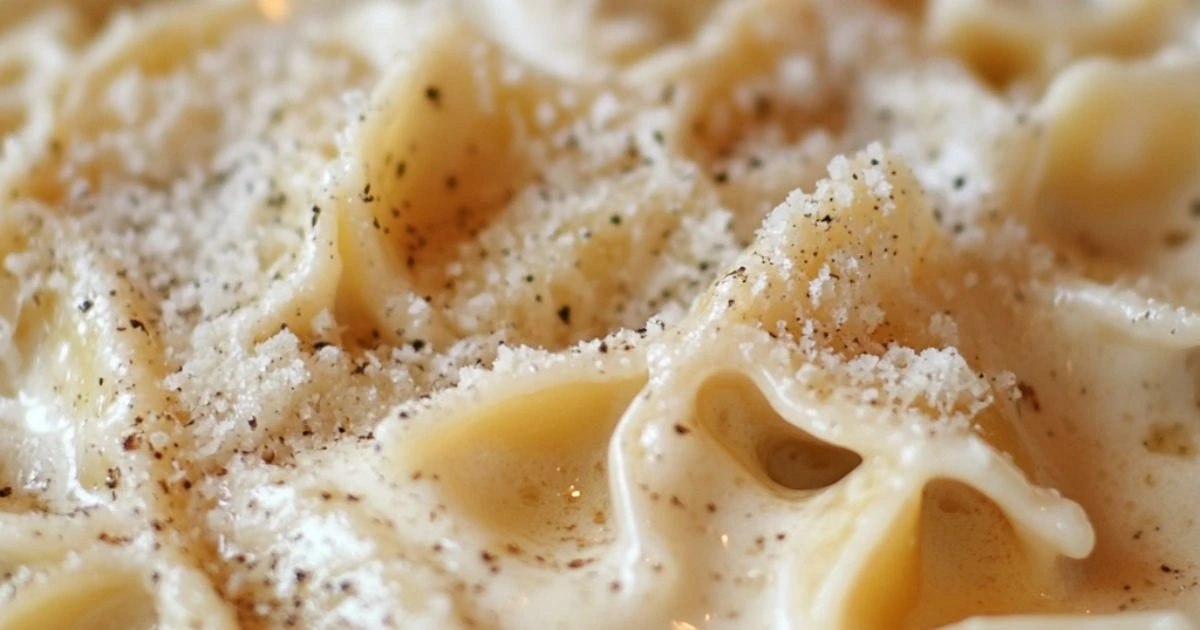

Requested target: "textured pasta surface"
[{"left": 1, "top": 1, "right": 1199, "bottom": 628}]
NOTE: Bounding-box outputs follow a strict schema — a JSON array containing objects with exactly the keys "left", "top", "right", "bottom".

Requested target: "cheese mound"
[{"left": 1, "top": 1, "right": 1199, "bottom": 628}]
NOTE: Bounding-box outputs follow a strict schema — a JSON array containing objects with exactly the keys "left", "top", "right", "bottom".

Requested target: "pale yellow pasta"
[
  {"left": 926, "top": 0, "right": 1184, "bottom": 86},
  {"left": 1, "top": 1, "right": 1200, "bottom": 629}
]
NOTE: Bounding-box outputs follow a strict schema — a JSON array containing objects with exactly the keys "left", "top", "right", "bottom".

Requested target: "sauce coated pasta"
[{"left": 1, "top": 1, "right": 1199, "bottom": 628}]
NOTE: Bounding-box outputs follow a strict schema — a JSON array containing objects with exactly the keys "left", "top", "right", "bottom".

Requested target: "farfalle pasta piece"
[
  {"left": 2, "top": 1, "right": 1200, "bottom": 628},
  {"left": 336, "top": 12, "right": 737, "bottom": 350},
  {"left": 624, "top": 0, "right": 857, "bottom": 240},
  {"left": 0, "top": 205, "right": 237, "bottom": 628},
  {"left": 14, "top": 1, "right": 254, "bottom": 201},
  {"left": 0, "top": 535, "right": 237, "bottom": 630},
  {"left": 927, "top": 0, "right": 1183, "bottom": 86},
  {"left": 402, "top": 374, "right": 645, "bottom": 559},
  {"left": 351, "top": 150, "right": 1097, "bottom": 628},
  {"left": 1036, "top": 57, "right": 1200, "bottom": 262},
  {"left": 365, "top": 344, "right": 655, "bottom": 627},
  {"left": 603, "top": 326, "right": 1091, "bottom": 628},
  {"left": 696, "top": 145, "right": 943, "bottom": 358},
  {"left": 0, "top": 208, "right": 168, "bottom": 511},
  {"left": 334, "top": 12, "right": 577, "bottom": 347}
]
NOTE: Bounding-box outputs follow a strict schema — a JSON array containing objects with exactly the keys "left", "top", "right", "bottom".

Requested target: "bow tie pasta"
[{"left": 1, "top": 1, "right": 1199, "bottom": 629}]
